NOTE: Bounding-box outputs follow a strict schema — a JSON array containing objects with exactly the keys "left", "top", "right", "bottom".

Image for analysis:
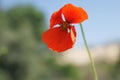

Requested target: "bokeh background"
[{"left": 0, "top": 0, "right": 120, "bottom": 80}]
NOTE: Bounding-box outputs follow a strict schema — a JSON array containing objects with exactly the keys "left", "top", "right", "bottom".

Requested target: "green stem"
[{"left": 80, "top": 23, "right": 98, "bottom": 80}]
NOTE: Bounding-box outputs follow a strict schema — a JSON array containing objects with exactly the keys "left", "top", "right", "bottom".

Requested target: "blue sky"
[{"left": 1, "top": 0, "right": 120, "bottom": 47}]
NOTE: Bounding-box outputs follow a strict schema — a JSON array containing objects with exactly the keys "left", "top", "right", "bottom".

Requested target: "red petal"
[
  {"left": 61, "top": 4, "right": 88, "bottom": 23},
  {"left": 42, "top": 27, "right": 76, "bottom": 52},
  {"left": 69, "top": 26, "right": 76, "bottom": 43},
  {"left": 50, "top": 9, "right": 63, "bottom": 28}
]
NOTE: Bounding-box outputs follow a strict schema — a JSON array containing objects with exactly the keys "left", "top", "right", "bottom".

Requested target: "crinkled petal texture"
[
  {"left": 42, "top": 4, "right": 88, "bottom": 52},
  {"left": 42, "top": 26, "right": 76, "bottom": 52},
  {"left": 50, "top": 9, "right": 63, "bottom": 28},
  {"left": 62, "top": 4, "right": 88, "bottom": 23},
  {"left": 50, "top": 4, "right": 88, "bottom": 28}
]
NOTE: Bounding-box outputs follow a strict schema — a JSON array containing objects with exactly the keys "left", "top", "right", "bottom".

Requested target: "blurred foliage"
[
  {"left": 0, "top": 5, "right": 120, "bottom": 80},
  {"left": 0, "top": 5, "right": 81, "bottom": 80},
  {"left": 109, "top": 48, "right": 120, "bottom": 80},
  {"left": 0, "top": 5, "right": 45, "bottom": 80}
]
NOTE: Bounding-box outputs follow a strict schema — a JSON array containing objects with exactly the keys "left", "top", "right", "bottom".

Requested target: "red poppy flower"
[{"left": 42, "top": 4, "right": 88, "bottom": 52}]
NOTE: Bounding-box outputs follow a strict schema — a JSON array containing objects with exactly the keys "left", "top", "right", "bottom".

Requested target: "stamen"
[{"left": 61, "top": 22, "right": 69, "bottom": 30}]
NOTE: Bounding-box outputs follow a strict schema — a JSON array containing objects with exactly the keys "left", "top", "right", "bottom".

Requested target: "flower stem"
[{"left": 80, "top": 23, "right": 98, "bottom": 80}]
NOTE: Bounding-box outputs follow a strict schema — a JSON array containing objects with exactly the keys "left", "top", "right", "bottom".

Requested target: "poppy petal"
[
  {"left": 42, "top": 27, "right": 76, "bottom": 52},
  {"left": 62, "top": 4, "right": 88, "bottom": 23},
  {"left": 50, "top": 9, "right": 63, "bottom": 28},
  {"left": 69, "top": 26, "right": 76, "bottom": 43}
]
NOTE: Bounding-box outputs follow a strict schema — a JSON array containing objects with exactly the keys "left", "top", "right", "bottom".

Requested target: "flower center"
[{"left": 61, "top": 22, "right": 69, "bottom": 30}]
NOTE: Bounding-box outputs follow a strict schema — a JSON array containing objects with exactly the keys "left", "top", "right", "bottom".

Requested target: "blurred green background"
[
  {"left": 0, "top": 2, "right": 120, "bottom": 80},
  {"left": 0, "top": 5, "right": 82, "bottom": 80}
]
